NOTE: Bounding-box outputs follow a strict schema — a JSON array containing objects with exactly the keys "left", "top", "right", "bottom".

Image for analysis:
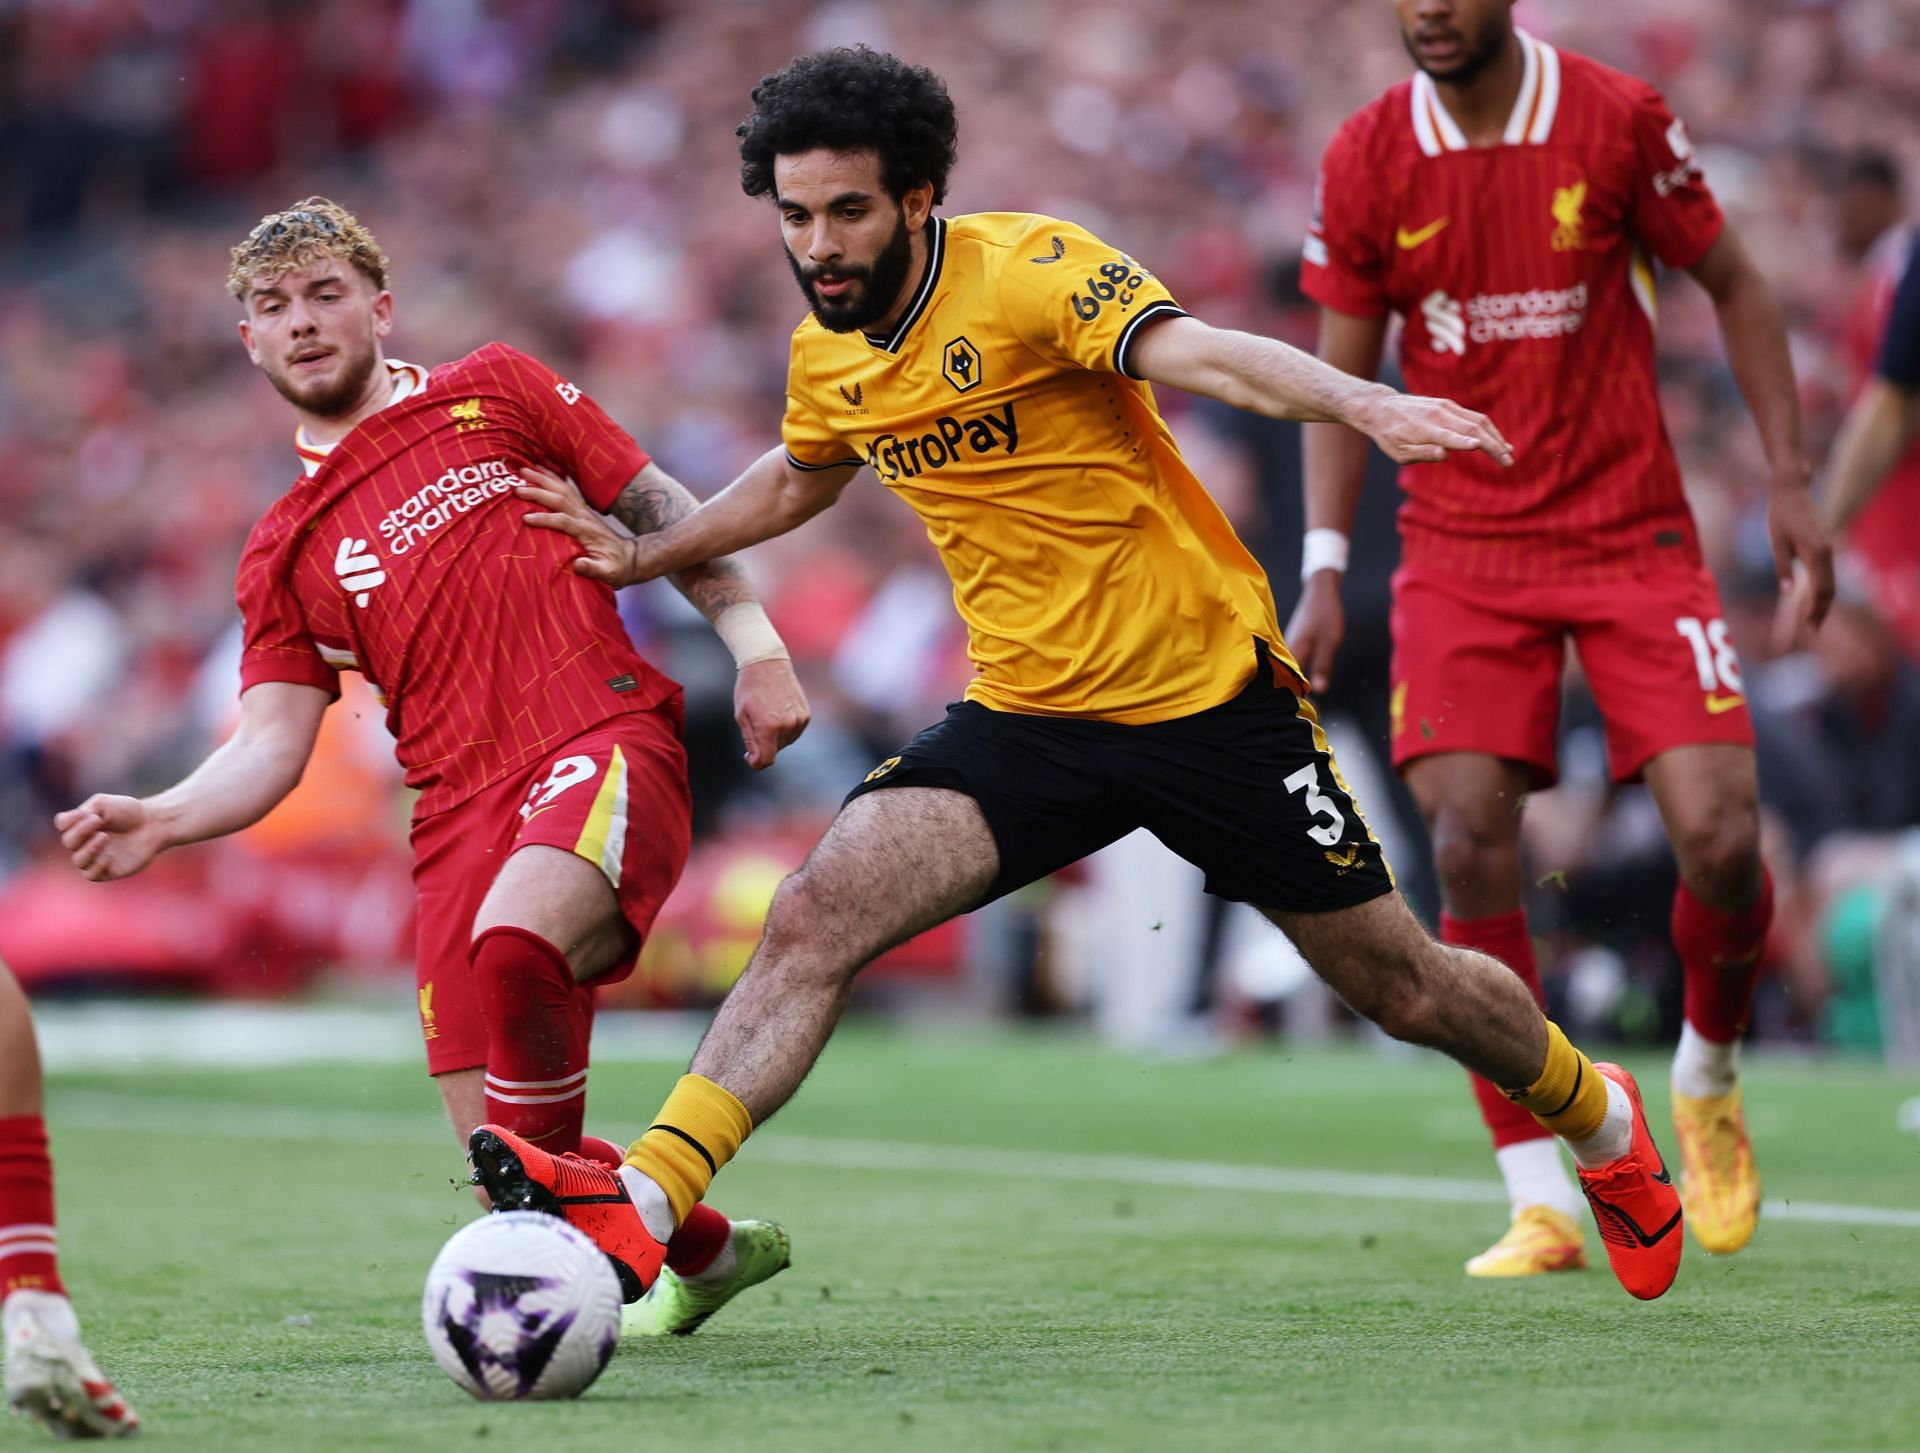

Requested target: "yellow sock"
[
  {"left": 1505, "top": 1021, "right": 1609, "bottom": 1142},
  {"left": 623, "top": 1074, "right": 753, "bottom": 1226}
]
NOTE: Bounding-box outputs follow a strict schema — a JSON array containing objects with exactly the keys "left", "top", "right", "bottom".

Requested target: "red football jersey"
[
  {"left": 236, "top": 343, "right": 680, "bottom": 819},
  {"left": 1302, "top": 31, "right": 1725, "bottom": 584}
]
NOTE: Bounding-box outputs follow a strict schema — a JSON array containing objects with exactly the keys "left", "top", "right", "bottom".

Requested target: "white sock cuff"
[
  {"left": 1565, "top": 1076, "right": 1635, "bottom": 1170},
  {"left": 1672, "top": 1021, "right": 1739, "bottom": 1098},
  {"left": 618, "top": 1165, "right": 677, "bottom": 1243},
  {"left": 1493, "top": 1139, "right": 1582, "bottom": 1220}
]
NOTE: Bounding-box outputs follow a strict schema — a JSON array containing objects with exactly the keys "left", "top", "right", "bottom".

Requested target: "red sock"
[
  {"left": 1441, "top": 910, "right": 1553, "bottom": 1150},
  {"left": 0, "top": 1115, "right": 64, "bottom": 1298},
  {"left": 666, "top": 1202, "right": 732, "bottom": 1276},
  {"left": 473, "top": 927, "right": 589, "bottom": 1155},
  {"left": 577, "top": 1135, "right": 624, "bottom": 1169},
  {"left": 1674, "top": 869, "right": 1773, "bottom": 1043}
]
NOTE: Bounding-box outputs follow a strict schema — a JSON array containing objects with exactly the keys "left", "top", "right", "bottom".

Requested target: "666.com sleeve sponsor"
[{"left": 1421, "top": 283, "right": 1588, "bottom": 355}]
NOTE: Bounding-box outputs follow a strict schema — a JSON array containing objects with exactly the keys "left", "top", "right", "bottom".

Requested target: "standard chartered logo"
[
  {"left": 1422, "top": 291, "right": 1466, "bottom": 356},
  {"left": 335, "top": 537, "right": 386, "bottom": 608},
  {"left": 1422, "top": 285, "right": 1587, "bottom": 356},
  {"left": 377, "top": 459, "right": 519, "bottom": 554}
]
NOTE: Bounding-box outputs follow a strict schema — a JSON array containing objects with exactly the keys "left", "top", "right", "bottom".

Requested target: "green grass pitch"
[{"left": 31, "top": 1028, "right": 1920, "bottom": 1451}]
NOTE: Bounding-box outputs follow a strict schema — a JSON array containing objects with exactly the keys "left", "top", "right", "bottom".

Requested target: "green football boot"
[{"left": 621, "top": 1220, "right": 791, "bottom": 1337}]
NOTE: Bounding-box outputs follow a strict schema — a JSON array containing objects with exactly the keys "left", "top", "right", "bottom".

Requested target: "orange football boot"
[
  {"left": 1575, "top": 1064, "right": 1684, "bottom": 1300},
  {"left": 468, "top": 1124, "right": 667, "bottom": 1302}
]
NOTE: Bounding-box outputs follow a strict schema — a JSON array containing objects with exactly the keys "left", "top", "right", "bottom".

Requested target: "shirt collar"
[{"left": 294, "top": 358, "right": 428, "bottom": 477}]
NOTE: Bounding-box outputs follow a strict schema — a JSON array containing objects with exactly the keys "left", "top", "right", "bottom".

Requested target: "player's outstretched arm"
[
  {"left": 1688, "top": 228, "right": 1834, "bottom": 633},
  {"left": 1288, "top": 307, "right": 1393, "bottom": 695},
  {"left": 517, "top": 458, "right": 819, "bottom": 768},
  {"left": 53, "top": 681, "right": 329, "bottom": 881},
  {"left": 1126, "top": 313, "right": 1513, "bottom": 467},
  {"left": 517, "top": 448, "right": 856, "bottom": 589}
]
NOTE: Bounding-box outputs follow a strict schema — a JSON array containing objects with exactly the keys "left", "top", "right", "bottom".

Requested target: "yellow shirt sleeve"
[
  {"left": 779, "top": 329, "right": 865, "bottom": 471},
  {"left": 997, "top": 218, "right": 1188, "bottom": 379}
]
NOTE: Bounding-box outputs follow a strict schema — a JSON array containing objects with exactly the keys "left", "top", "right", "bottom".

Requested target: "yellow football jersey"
[{"left": 782, "top": 211, "right": 1302, "bottom": 724}]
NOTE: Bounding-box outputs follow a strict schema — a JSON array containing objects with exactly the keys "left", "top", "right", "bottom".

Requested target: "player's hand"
[
  {"left": 516, "top": 466, "right": 656, "bottom": 585},
  {"left": 734, "top": 658, "right": 810, "bottom": 770},
  {"left": 1285, "top": 571, "right": 1346, "bottom": 696},
  {"left": 53, "top": 794, "right": 168, "bottom": 882},
  {"left": 1766, "top": 474, "right": 1835, "bottom": 652},
  {"left": 1353, "top": 392, "right": 1514, "bottom": 467}
]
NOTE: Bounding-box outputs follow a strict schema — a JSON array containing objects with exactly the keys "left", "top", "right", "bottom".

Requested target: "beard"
[
  {"left": 785, "top": 212, "right": 916, "bottom": 334},
  {"left": 262, "top": 333, "right": 380, "bottom": 417},
  {"left": 1402, "top": 12, "right": 1510, "bottom": 86}
]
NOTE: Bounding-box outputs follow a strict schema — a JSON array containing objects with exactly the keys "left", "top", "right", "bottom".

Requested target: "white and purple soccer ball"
[{"left": 422, "top": 1211, "right": 622, "bottom": 1401}]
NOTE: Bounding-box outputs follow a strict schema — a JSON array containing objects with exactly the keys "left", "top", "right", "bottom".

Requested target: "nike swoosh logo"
[
  {"left": 1396, "top": 217, "right": 1450, "bottom": 250},
  {"left": 1586, "top": 1190, "right": 1681, "bottom": 1247},
  {"left": 522, "top": 804, "right": 556, "bottom": 825},
  {"left": 1705, "top": 693, "right": 1746, "bottom": 715}
]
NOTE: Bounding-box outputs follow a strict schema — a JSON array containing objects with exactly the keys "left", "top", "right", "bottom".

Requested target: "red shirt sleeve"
[
  {"left": 1625, "top": 85, "right": 1723, "bottom": 270},
  {"left": 487, "top": 344, "right": 652, "bottom": 512},
  {"left": 235, "top": 518, "right": 340, "bottom": 698},
  {"left": 1300, "top": 119, "right": 1391, "bottom": 318}
]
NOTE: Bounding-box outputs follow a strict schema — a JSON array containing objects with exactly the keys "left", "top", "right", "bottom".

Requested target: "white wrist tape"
[
  {"left": 713, "top": 602, "right": 790, "bottom": 669},
  {"left": 1300, "top": 528, "right": 1351, "bottom": 581}
]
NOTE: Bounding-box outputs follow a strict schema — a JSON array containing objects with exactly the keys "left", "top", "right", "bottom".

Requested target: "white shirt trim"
[
  {"left": 1410, "top": 31, "right": 1560, "bottom": 156},
  {"left": 294, "top": 359, "right": 429, "bottom": 476}
]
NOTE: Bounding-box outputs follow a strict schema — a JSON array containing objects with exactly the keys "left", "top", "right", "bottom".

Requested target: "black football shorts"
[{"left": 842, "top": 641, "right": 1396, "bottom": 913}]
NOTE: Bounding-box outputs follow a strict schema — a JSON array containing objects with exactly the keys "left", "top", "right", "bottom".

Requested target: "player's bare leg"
[
  {"left": 1404, "top": 752, "right": 1585, "bottom": 1274},
  {"left": 466, "top": 787, "right": 996, "bottom": 1297},
  {"left": 1266, "top": 891, "right": 1547, "bottom": 1085},
  {"left": 685, "top": 787, "right": 998, "bottom": 1120},
  {"left": 1644, "top": 743, "right": 1770, "bottom": 1254},
  {"left": 1268, "top": 890, "right": 1683, "bottom": 1299},
  {"left": 435, "top": 1071, "right": 487, "bottom": 1153},
  {"left": 1, "top": 967, "right": 138, "bottom": 1437}
]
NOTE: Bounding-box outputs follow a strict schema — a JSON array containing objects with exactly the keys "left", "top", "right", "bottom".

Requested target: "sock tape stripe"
[
  {"left": 1541, "top": 1057, "right": 1584, "bottom": 1121},
  {"left": 648, "top": 1122, "right": 717, "bottom": 1176}
]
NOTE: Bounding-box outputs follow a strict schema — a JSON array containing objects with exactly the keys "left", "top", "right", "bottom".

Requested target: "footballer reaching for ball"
[
  {"left": 473, "top": 47, "right": 1689, "bottom": 1303},
  {"left": 53, "top": 199, "right": 796, "bottom": 1335},
  {"left": 1289, "top": 0, "right": 1832, "bottom": 1275},
  {"left": 2, "top": 959, "right": 138, "bottom": 1437}
]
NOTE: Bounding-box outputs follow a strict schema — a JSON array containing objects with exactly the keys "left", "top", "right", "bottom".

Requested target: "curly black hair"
[{"left": 738, "top": 46, "right": 958, "bottom": 205}]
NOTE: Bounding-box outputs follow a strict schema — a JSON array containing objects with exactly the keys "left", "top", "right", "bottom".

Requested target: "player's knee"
[
  {"left": 1672, "top": 800, "right": 1761, "bottom": 903},
  {"left": 1428, "top": 808, "right": 1520, "bottom": 895},
  {"left": 759, "top": 868, "right": 849, "bottom": 978},
  {"left": 1334, "top": 941, "right": 1447, "bottom": 1046},
  {"left": 1367, "top": 978, "right": 1445, "bottom": 1047}
]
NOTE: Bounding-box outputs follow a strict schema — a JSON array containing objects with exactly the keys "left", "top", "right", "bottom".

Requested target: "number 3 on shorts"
[{"left": 1285, "top": 763, "right": 1346, "bottom": 847}]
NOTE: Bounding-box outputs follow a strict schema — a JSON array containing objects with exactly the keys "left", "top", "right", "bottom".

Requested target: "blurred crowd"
[{"left": 2, "top": 0, "right": 1918, "bottom": 1050}]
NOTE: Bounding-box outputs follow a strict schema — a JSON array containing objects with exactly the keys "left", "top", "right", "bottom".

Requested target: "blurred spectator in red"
[{"left": 1825, "top": 150, "right": 1920, "bottom": 652}]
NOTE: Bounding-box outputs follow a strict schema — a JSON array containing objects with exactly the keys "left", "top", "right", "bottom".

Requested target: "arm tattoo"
[{"left": 607, "top": 463, "right": 756, "bottom": 621}]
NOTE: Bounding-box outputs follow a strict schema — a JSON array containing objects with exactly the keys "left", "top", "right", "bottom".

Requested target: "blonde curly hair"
[{"left": 227, "top": 196, "right": 390, "bottom": 300}]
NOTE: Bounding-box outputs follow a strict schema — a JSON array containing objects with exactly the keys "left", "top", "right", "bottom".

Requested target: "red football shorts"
[
  {"left": 408, "top": 709, "right": 692, "bottom": 1075},
  {"left": 1388, "top": 564, "right": 1756, "bottom": 788}
]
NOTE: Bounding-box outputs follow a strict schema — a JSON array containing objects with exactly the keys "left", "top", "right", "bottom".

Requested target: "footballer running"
[
  {"left": 54, "top": 199, "right": 797, "bottom": 1336},
  {"left": 475, "top": 46, "right": 1689, "bottom": 1303},
  {"left": 1289, "top": 0, "right": 1832, "bottom": 1275},
  {"left": 1, "top": 959, "right": 138, "bottom": 1437}
]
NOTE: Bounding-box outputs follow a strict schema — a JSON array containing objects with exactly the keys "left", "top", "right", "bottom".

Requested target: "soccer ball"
[{"left": 422, "top": 1211, "right": 622, "bottom": 1401}]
